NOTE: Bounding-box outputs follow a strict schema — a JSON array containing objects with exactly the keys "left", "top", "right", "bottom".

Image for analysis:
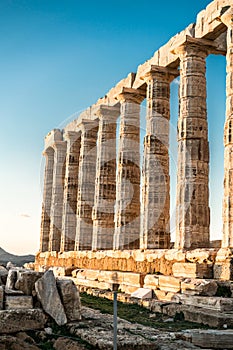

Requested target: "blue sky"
[{"left": 0, "top": 0, "right": 226, "bottom": 254}]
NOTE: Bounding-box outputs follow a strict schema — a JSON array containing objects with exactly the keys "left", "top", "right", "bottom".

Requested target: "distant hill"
[{"left": 0, "top": 247, "right": 35, "bottom": 266}]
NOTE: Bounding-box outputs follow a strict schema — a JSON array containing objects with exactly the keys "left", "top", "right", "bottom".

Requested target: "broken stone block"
[
  {"left": 190, "top": 329, "right": 233, "bottom": 349},
  {"left": 53, "top": 337, "right": 87, "bottom": 350},
  {"left": 15, "top": 271, "right": 43, "bottom": 295},
  {"left": 0, "top": 309, "right": 47, "bottom": 334},
  {"left": 0, "top": 286, "right": 4, "bottom": 310},
  {"left": 154, "top": 290, "right": 175, "bottom": 301},
  {"left": 0, "top": 266, "right": 8, "bottom": 285},
  {"left": 181, "top": 278, "right": 218, "bottom": 296},
  {"left": 56, "top": 278, "right": 81, "bottom": 322},
  {"left": 131, "top": 288, "right": 152, "bottom": 300},
  {"left": 172, "top": 294, "right": 233, "bottom": 312},
  {"left": 143, "top": 274, "right": 159, "bottom": 289},
  {"left": 5, "top": 295, "right": 33, "bottom": 310},
  {"left": 0, "top": 335, "right": 40, "bottom": 350},
  {"left": 158, "top": 275, "right": 181, "bottom": 292},
  {"left": 5, "top": 270, "right": 17, "bottom": 290},
  {"left": 172, "top": 262, "right": 213, "bottom": 278},
  {"left": 35, "top": 270, "right": 67, "bottom": 326}
]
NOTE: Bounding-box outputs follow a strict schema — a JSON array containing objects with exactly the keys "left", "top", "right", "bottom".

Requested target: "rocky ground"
[{"left": 1, "top": 304, "right": 232, "bottom": 349}]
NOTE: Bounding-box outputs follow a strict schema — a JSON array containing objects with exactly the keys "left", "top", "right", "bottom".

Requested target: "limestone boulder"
[
  {"left": 15, "top": 271, "right": 43, "bottom": 295},
  {"left": 0, "top": 266, "right": 8, "bottom": 285},
  {"left": 35, "top": 270, "right": 67, "bottom": 325},
  {"left": 54, "top": 337, "right": 86, "bottom": 350},
  {"left": 0, "top": 309, "right": 47, "bottom": 334},
  {"left": 0, "top": 286, "right": 4, "bottom": 310},
  {"left": 5, "top": 270, "right": 17, "bottom": 290},
  {"left": 56, "top": 278, "right": 81, "bottom": 322},
  {"left": 0, "top": 335, "right": 40, "bottom": 350},
  {"left": 5, "top": 295, "right": 33, "bottom": 310},
  {"left": 190, "top": 329, "right": 233, "bottom": 349},
  {"left": 181, "top": 278, "right": 218, "bottom": 296}
]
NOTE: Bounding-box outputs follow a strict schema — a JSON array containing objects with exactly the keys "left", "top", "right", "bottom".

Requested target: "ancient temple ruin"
[{"left": 37, "top": 1, "right": 233, "bottom": 285}]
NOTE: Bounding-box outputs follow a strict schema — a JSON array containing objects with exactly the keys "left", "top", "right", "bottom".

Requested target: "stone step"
[
  {"left": 187, "top": 330, "right": 233, "bottom": 349},
  {"left": 162, "top": 303, "right": 233, "bottom": 328},
  {"left": 173, "top": 293, "right": 233, "bottom": 312}
]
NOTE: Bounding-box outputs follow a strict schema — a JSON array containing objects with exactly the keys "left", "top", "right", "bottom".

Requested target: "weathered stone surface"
[
  {"left": 190, "top": 329, "right": 233, "bottom": 349},
  {"left": 172, "top": 262, "right": 212, "bottom": 278},
  {"left": 35, "top": 270, "right": 67, "bottom": 325},
  {"left": 0, "top": 286, "right": 4, "bottom": 310},
  {"left": 113, "top": 89, "right": 145, "bottom": 250},
  {"left": 5, "top": 295, "right": 33, "bottom": 310},
  {"left": 143, "top": 274, "right": 159, "bottom": 289},
  {"left": 56, "top": 278, "right": 81, "bottom": 321},
  {"left": 54, "top": 337, "right": 86, "bottom": 350},
  {"left": 0, "top": 309, "right": 47, "bottom": 334},
  {"left": 61, "top": 131, "right": 81, "bottom": 252},
  {"left": 131, "top": 288, "right": 152, "bottom": 299},
  {"left": 0, "top": 266, "right": 8, "bottom": 285},
  {"left": 173, "top": 294, "right": 233, "bottom": 312},
  {"left": 0, "top": 335, "right": 40, "bottom": 350},
  {"left": 5, "top": 269, "right": 17, "bottom": 290},
  {"left": 75, "top": 120, "right": 98, "bottom": 251},
  {"left": 49, "top": 141, "right": 67, "bottom": 252},
  {"left": 15, "top": 271, "right": 43, "bottom": 295},
  {"left": 158, "top": 275, "right": 182, "bottom": 293},
  {"left": 181, "top": 278, "right": 218, "bottom": 296}
]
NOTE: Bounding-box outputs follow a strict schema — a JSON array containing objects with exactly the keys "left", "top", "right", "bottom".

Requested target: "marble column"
[
  {"left": 40, "top": 147, "right": 54, "bottom": 252},
  {"left": 113, "top": 88, "right": 145, "bottom": 250},
  {"left": 221, "top": 11, "right": 233, "bottom": 248},
  {"left": 140, "top": 66, "right": 178, "bottom": 250},
  {"left": 75, "top": 120, "right": 98, "bottom": 250},
  {"left": 60, "top": 131, "right": 81, "bottom": 252},
  {"left": 49, "top": 141, "right": 67, "bottom": 252},
  {"left": 92, "top": 105, "right": 120, "bottom": 250},
  {"left": 174, "top": 38, "right": 210, "bottom": 249}
]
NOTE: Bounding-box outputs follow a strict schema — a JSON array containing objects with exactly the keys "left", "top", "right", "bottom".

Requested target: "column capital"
[
  {"left": 141, "top": 65, "right": 179, "bottom": 83},
  {"left": 171, "top": 35, "right": 223, "bottom": 56},
  {"left": 115, "top": 87, "right": 145, "bottom": 104},
  {"left": 221, "top": 8, "right": 233, "bottom": 27},
  {"left": 95, "top": 104, "right": 120, "bottom": 120},
  {"left": 63, "top": 130, "right": 81, "bottom": 142},
  {"left": 43, "top": 146, "right": 54, "bottom": 157},
  {"left": 77, "top": 118, "right": 99, "bottom": 134},
  {"left": 52, "top": 140, "right": 67, "bottom": 151}
]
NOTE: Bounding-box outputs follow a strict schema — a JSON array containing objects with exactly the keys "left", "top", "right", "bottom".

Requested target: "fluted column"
[
  {"left": 60, "top": 131, "right": 81, "bottom": 252},
  {"left": 92, "top": 106, "right": 120, "bottom": 250},
  {"left": 221, "top": 11, "right": 233, "bottom": 248},
  {"left": 49, "top": 141, "right": 67, "bottom": 252},
  {"left": 40, "top": 147, "right": 54, "bottom": 252},
  {"left": 113, "top": 88, "right": 145, "bottom": 250},
  {"left": 140, "top": 66, "right": 178, "bottom": 249},
  {"left": 174, "top": 38, "right": 210, "bottom": 249},
  {"left": 75, "top": 120, "right": 98, "bottom": 250}
]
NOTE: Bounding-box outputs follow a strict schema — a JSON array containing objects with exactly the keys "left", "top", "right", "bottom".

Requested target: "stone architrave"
[
  {"left": 174, "top": 37, "right": 211, "bottom": 249},
  {"left": 221, "top": 10, "right": 233, "bottom": 248},
  {"left": 49, "top": 141, "right": 67, "bottom": 252},
  {"left": 61, "top": 131, "right": 81, "bottom": 252},
  {"left": 75, "top": 120, "right": 99, "bottom": 251},
  {"left": 140, "top": 66, "right": 178, "bottom": 249},
  {"left": 113, "top": 88, "right": 145, "bottom": 250},
  {"left": 92, "top": 105, "right": 120, "bottom": 250},
  {"left": 40, "top": 147, "right": 54, "bottom": 252}
]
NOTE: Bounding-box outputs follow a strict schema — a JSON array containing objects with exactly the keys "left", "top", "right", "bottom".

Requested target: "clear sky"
[{"left": 0, "top": 0, "right": 226, "bottom": 254}]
